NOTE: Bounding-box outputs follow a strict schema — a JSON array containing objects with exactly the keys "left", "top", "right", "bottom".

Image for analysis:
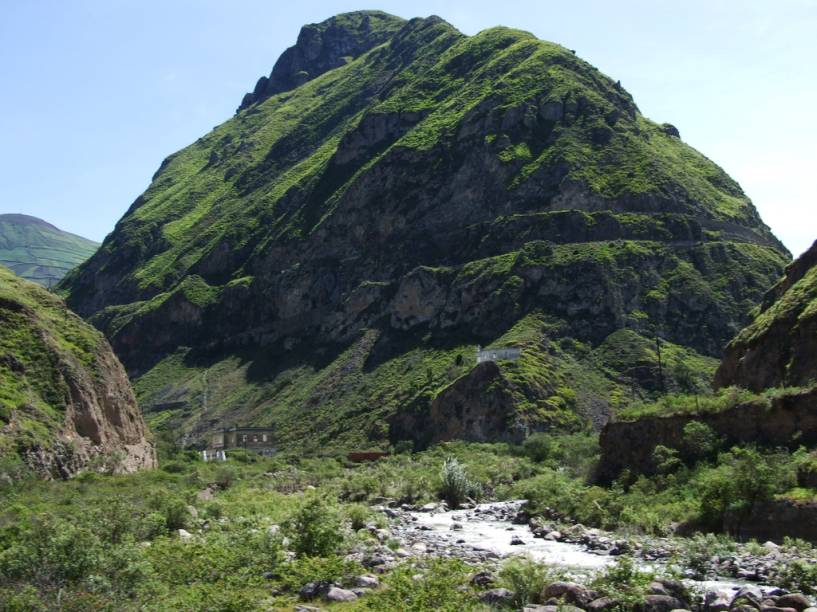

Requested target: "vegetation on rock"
[{"left": 0, "top": 265, "right": 154, "bottom": 478}]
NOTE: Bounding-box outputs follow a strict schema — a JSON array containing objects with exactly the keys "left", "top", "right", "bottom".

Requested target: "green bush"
[
  {"left": 698, "top": 446, "right": 796, "bottom": 530},
  {"left": 213, "top": 466, "right": 237, "bottom": 489},
  {"left": 0, "top": 518, "right": 102, "bottom": 588},
  {"left": 364, "top": 559, "right": 475, "bottom": 611},
  {"left": 439, "top": 457, "right": 482, "bottom": 508},
  {"left": 652, "top": 445, "right": 682, "bottom": 474},
  {"left": 681, "top": 421, "right": 720, "bottom": 461},
  {"left": 522, "top": 433, "right": 552, "bottom": 463},
  {"left": 775, "top": 559, "right": 817, "bottom": 595},
  {"left": 285, "top": 495, "right": 345, "bottom": 557},
  {"left": 590, "top": 556, "right": 655, "bottom": 609},
  {"left": 277, "top": 555, "right": 362, "bottom": 593},
  {"left": 345, "top": 503, "right": 374, "bottom": 531},
  {"left": 499, "top": 555, "right": 561, "bottom": 606}
]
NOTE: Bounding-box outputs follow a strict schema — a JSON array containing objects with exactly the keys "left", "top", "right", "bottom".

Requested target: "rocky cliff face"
[
  {"left": 238, "top": 11, "right": 405, "bottom": 112},
  {"left": 715, "top": 239, "right": 817, "bottom": 391},
  {"left": 0, "top": 266, "right": 155, "bottom": 478},
  {"left": 60, "top": 11, "right": 789, "bottom": 451},
  {"left": 597, "top": 387, "right": 817, "bottom": 482}
]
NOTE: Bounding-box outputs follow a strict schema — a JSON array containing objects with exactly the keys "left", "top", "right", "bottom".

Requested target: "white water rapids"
[{"left": 400, "top": 501, "right": 768, "bottom": 595}]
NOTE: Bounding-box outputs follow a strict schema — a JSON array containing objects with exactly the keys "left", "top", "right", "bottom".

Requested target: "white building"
[{"left": 476, "top": 345, "right": 521, "bottom": 364}]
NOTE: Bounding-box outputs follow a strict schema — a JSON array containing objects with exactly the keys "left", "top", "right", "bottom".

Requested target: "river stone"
[
  {"left": 510, "top": 535, "right": 525, "bottom": 545},
  {"left": 324, "top": 587, "right": 357, "bottom": 602},
  {"left": 543, "top": 581, "right": 592, "bottom": 606},
  {"left": 177, "top": 529, "right": 193, "bottom": 541},
  {"left": 587, "top": 597, "right": 621, "bottom": 611},
  {"left": 759, "top": 607, "right": 798, "bottom": 612},
  {"left": 776, "top": 595, "right": 813, "bottom": 612},
  {"left": 470, "top": 570, "right": 495, "bottom": 587},
  {"left": 654, "top": 579, "right": 688, "bottom": 601},
  {"left": 525, "top": 606, "right": 584, "bottom": 612},
  {"left": 642, "top": 595, "right": 684, "bottom": 611},
  {"left": 479, "top": 588, "right": 515, "bottom": 605},
  {"left": 300, "top": 580, "right": 333, "bottom": 600},
  {"left": 705, "top": 590, "right": 731, "bottom": 612},
  {"left": 355, "top": 575, "right": 379, "bottom": 588}
]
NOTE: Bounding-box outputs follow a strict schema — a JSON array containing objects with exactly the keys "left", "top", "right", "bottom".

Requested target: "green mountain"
[
  {"left": 0, "top": 214, "right": 99, "bottom": 287},
  {"left": 0, "top": 265, "right": 155, "bottom": 478},
  {"left": 716, "top": 238, "right": 817, "bottom": 391},
  {"left": 60, "top": 11, "right": 789, "bottom": 452}
]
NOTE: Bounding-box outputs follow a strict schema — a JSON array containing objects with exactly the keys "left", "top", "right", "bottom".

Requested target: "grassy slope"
[
  {"left": 0, "top": 214, "right": 98, "bottom": 287},
  {"left": 0, "top": 265, "right": 103, "bottom": 456}
]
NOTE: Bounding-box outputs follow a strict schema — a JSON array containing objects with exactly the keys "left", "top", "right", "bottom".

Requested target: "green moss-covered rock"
[
  {"left": 59, "top": 12, "right": 789, "bottom": 451},
  {"left": 716, "top": 239, "right": 817, "bottom": 391},
  {"left": 0, "top": 266, "right": 155, "bottom": 477}
]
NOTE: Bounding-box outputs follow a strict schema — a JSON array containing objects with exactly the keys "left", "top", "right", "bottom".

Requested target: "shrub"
[
  {"left": 160, "top": 460, "right": 188, "bottom": 474},
  {"left": 522, "top": 433, "right": 552, "bottom": 463},
  {"left": 680, "top": 533, "right": 736, "bottom": 579},
  {"left": 590, "top": 556, "right": 654, "bottom": 609},
  {"left": 775, "top": 559, "right": 817, "bottom": 595},
  {"left": 681, "top": 421, "right": 720, "bottom": 461},
  {"left": 0, "top": 518, "right": 102, "bottom": 588},
  {"left": 499, "top": 555, "right": 560, "bottom": 606},
  {"left": 285, "top": 495, "right": 344, "bottom": 557},
  {"left": 393, "top": 439, "right": 414, "bottom": 454},
  {"left": 364, "top": 559, "right": 475, "bottom": 611},
  {"left": 277, "top": 555, "right": 363, "bottom": 593},
  {"left": 213, "top": 466, "right": 237, "bottom": 489},
  {"left": 698, "top": 447, "right": 796, "bottom": 530},
  {"left": 0, "top": 585, "right": 45, "bottom": 611},
  {"left": 652, "top": 445, "right": 682, "bottom": 474},
  {"left": 345, "top": 503, "right": 373, "bottom": 531},
  {"left": 438, "top": 457, "right": 482, "bottom": 508},
  {"left": 226, "top": 449, "right": 259, "bottom": 464}
]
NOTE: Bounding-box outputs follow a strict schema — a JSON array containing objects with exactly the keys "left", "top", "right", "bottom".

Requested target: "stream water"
[{"left": 395, "top": 501, "right": 770, "bottom": 596}]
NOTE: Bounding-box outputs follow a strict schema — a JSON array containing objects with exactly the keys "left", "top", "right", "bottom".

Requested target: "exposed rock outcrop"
[
  {"left": 715, "top": 239, "right": 817, "bottom": 391},
  {"left": 237, "top": 11, "right": 406, "bottom": 111},
  {"left": 726, "top": 498, "right": 817, "bottom": 543},
  {"left": 0, "top": 266, "right": 155, "bottom": 478},
  {"left": 597, "top": 387, "right": 817, "bottom": 483},
  {"left": 389, "top": 362, "right": 529, "bottom": 447}
]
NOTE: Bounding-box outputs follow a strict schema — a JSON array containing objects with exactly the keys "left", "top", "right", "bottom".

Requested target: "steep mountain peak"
[
  {"left": 237, "top": 10, "right": 408, "bottom": 112},
  {"left": 62, "top": 13, "right": 789, "bottom": 452}
]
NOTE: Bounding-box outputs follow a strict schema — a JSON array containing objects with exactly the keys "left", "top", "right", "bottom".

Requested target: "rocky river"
[{"left": 356, "top": 500, "right": 817, "bottom": 611}]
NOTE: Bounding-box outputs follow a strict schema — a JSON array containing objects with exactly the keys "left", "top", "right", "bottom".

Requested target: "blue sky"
[{"left": 1, "top": 0, "right": 815, "bottom": 256}]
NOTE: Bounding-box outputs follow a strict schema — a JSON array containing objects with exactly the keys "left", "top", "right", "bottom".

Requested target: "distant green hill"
[{"left": 0, "top": 214, "right": 99, "bottom": 287}]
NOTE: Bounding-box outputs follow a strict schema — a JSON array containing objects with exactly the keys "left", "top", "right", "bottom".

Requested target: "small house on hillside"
[
  {"left": 204, "top": 426, "right": 276, "bottom": 460},
  {"left": 476, "top": 345, "right": 521, "bottom": 364}
]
